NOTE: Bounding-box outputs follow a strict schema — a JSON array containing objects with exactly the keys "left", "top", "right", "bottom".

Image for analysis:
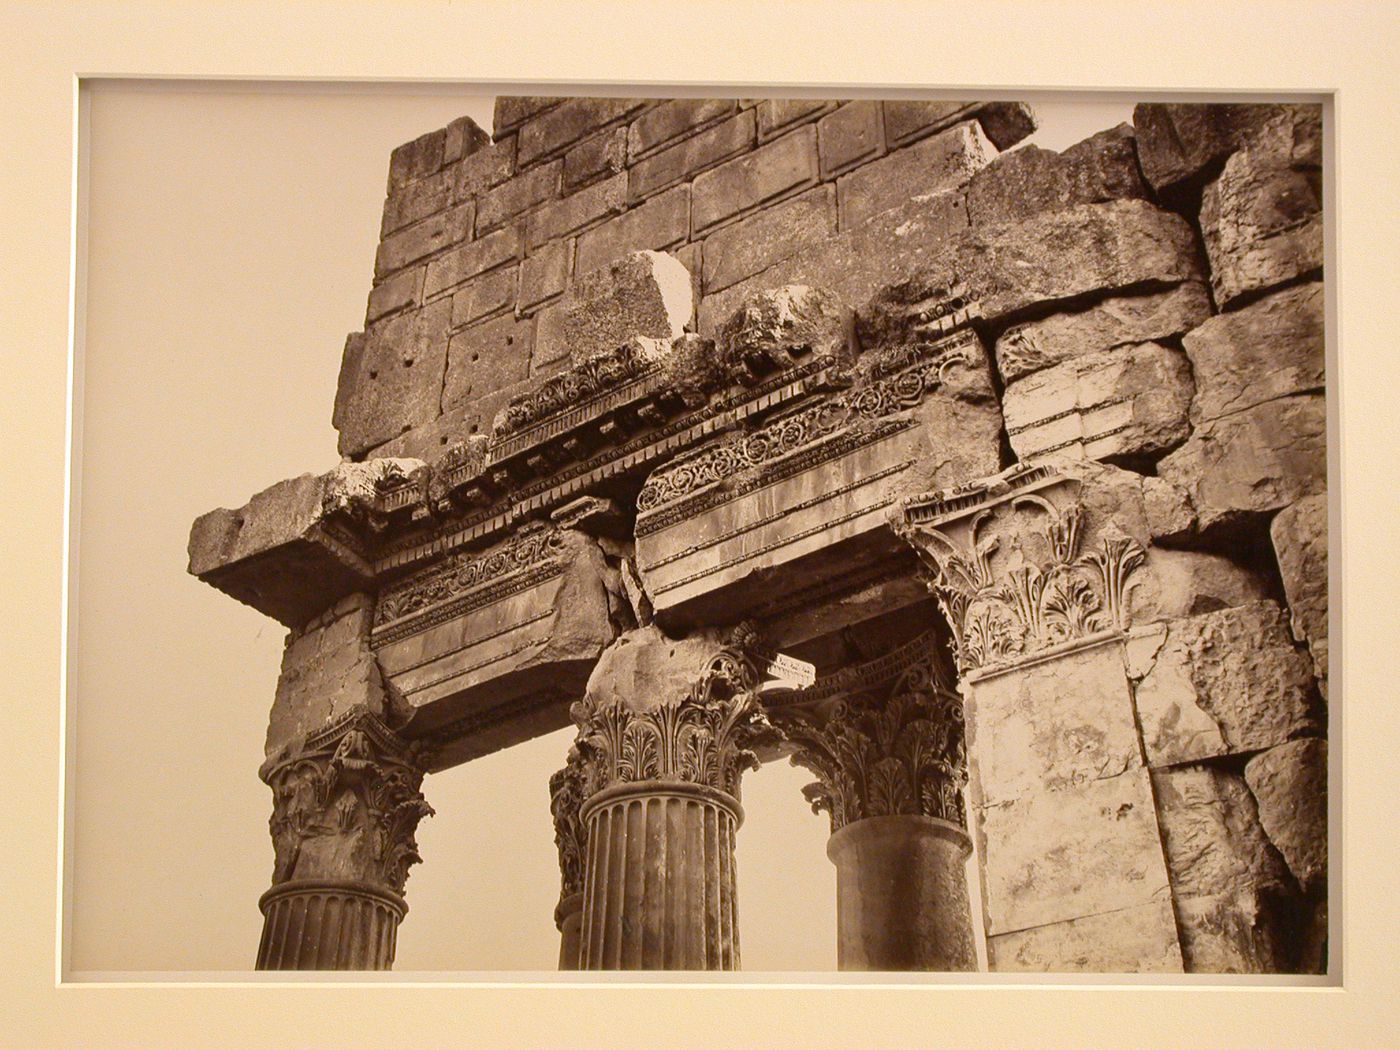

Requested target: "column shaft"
[
  {"left": 579, "top": 782, "right": 741, "bottom": 970},
  {"left": 256, "top": 879, "right": 406, "bottom": 970}
]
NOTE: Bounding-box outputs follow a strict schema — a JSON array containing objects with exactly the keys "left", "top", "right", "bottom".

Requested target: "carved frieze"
[
  {"left": 262, "top": 708, "right": 433, "bottom": 895},
  {"left": 371, "top": 523, "right": 568, "bottom": 638},
  {"left": 768, "top": 633, "right": 967, "bottom": 832},
  {"left": 894, "top": 466, "right": 1147, "bottom": 674},
  {"left": 569, "top": 635, "right": 780, "bottom": 801}
]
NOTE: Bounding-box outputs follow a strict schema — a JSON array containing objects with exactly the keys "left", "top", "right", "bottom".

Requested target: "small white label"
[{"left": 753, "top": 648, "right": 816, "bottom": 689}]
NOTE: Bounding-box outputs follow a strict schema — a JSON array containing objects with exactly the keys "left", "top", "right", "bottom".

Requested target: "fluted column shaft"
[
  {"left": 579, "top": 781, "right": 742, "bottom": 970},
  {"left": 256, "top": 879, "right": 407, "bottom": 970}
]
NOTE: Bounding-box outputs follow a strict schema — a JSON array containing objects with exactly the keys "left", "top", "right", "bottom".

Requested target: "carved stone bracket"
[
  {"left": 769, "top": 633, "right": 968, "bottom": 832},
  {"left": 568, "top": 636, "right": 780, "bottom": 803},
  {"left": 262, "top": 707, "right": 433, "bottom": 896},
  {"left": 893, "top": 464, "right": 1147, "bottom": 675}
]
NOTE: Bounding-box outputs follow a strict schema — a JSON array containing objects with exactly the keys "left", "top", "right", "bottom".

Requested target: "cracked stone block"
[
  {"left": 534, "top": 250, "right": 693, "bottom": 366},
  {"left": 1132, "top": 103, "right": 1321, "bottom": 195},
  {"left": 1001, "top": 341, "right": 1194, "bottom": 465},
  {"left": 994, "top": 281, "right": 1212, "bottom": 385},
  {"left": 1152, "top": 763, "right": 1299, "bottom": 972},
  {"left": 265, "top": 593, "right": 389, "bottom": 763},
  {"left": 1245, "top": 737, "right": 1327, "bottom": 896},
  {"left": 975, "top": 766, "right": 1174, "bottom": 938},
  {"left": 334, "top": 298, "right": 453, "bottom": 458},
  {"left": 1125, "top": 545, "right": 1271, "bottom": 626},
  {"left": 1126, "top": 600, "right": 1321, "bottom": 769},
  {"left": 987, "top": 898, "right": 1183, "bottom": 973},
  {"left": 1158, "top": 393, "right": 1326, "bottom": 537},
  {"left": 1271, "top": 494, "right": 1329, "bottom": 695},
  {"left": 966, "top": 123, "right": 1146, "bottom": 228},
  {"left": 1184, "top": 281, "right": 1324, "bottom": 426},
  {"left": 1200, "top": 148, "right": 1323, "bottom": 308},
  {"left": 715, "top": 284, "right": 852, "bottom": 372}
]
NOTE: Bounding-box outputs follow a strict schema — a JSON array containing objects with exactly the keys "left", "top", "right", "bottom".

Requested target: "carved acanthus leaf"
[{"left": 263, "top": 708, "right": 433, "bottom": 894}]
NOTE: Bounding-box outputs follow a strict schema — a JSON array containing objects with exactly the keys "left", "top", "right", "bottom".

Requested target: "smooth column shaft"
[
  {"left": 827, "top": 815, "right": 977, "bottom": 971},
  {"left": 578, "top": 782, "right": 742, "bottom": 970}
]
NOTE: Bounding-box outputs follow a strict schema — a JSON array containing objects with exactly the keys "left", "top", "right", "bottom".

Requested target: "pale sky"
[{"left": 70, "top": 83, "right": 1133, "bottom": 975}]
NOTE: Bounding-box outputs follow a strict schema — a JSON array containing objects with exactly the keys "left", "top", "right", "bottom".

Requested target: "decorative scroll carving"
[
  {"left": 549, "top": 747, "right": 589, "bottom": 902},
  {"left": 263, "top": 708, "right": 433, "bottom": 895},
  {"left": 894, "top": 469, "right": 1148, "bottom": 674},
  {"left": 637, "top": 329, "right": 978, "bottom": 516},
  {"left": 372, "top": 523, "right": 567, "bottom": 628},
  {"left": 569, "top": 634, "right": 780, "bottom": 801},
  {"left": 771, "top": 649, "right": 967, "bottom": 833},
  {"left": 494, "top": 340, "right": 665, "bottom": 439}
]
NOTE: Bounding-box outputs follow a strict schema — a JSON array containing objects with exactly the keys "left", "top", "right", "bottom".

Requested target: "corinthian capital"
[
  {"left": 569, "top": 632, "right": 780, "bottom": 802},
  {"left": 549, "top": 746, "right": 589, "bottom": 903},
  {"left": 262, "top": 708, "right": 433, "bottom": 894},
  {"left": 770, "top": 633, "right": 967, "bottom": 832}
]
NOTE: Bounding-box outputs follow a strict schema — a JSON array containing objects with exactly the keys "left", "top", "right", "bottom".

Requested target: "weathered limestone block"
[
  {"left": 370, "top": 525, "right": 622, "bottom": 767},
  {"left": 1271, "top": 494, "right": 1329, "bottom": 693},
  {"left": 972, "top": 102, "right": 1039, "bottom": 151},
  {"left": 836, "top": 120, "right": 995, "bottom": 231},
  {"left": 1244, "top": 737, "right": 1328, "bottom": 896},
  {"left": 957, "top": 199, "right": 1204, "bottom": 325},
  {"left": 530, "top": 250, "right": 692, "bottom": 366},
  {"left": 187, "top": 461, "right": 420, "bottom": 627},
  {"left": 1001, "top": 341, "right": 1194, "bottom": 465},
  {"left": 1132, "top": 102, "right": 1321, "bottom": 195},
  {"left": 987, "top": 899, "right": 1183, "bottom": 973},
  {"left": 701, "top": 185, "right": 836, "bottom": 294},
  {"left": 1200, "top": 148, "right": 1323, "bottom": 308},
  {"left": 965, "top": 123, "right": 1146, "bottom": 228},
  {"left": 441, "top": 312, "right": 533, "bottom": 409},
  {"left": 1158, "top": 393, "right": 1327, "bottom": 536},
  {"left": 1125, "top": 601, "right": 1321, "bottom": 770},
  {"left": 1184, "top": 281, "right": 1324, "bottom": 425},
  {"left": 715, "top": 283, "right": 852, "bottom": 374},
  {"left": 994, "top": 281, "right": 1212, "bottom": 384},
  {"left": 1151, "top": 763, "right": 1299, "bottom": 972},
  {"left": 335, "top": 299, "right": 452, "bottom": 457},
  {"left": 264, "top": 593, "right": 389, "bottom": 762}
]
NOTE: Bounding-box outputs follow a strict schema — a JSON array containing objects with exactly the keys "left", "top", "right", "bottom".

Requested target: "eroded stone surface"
[
  {"left": 1151, "top": 763, "right": 1298, "bottom": 973},
  {"left": 1200, "top": 148, "right": 1323, "bottom": 308},
  {"left": 1245, "top": 737, "right": 1328, "bottom": 895},
  {"left": 1001, "top": 341, "right": 1194, "bottom": 465},
  {"left": 1158, "top": 393, "right": 1327, "bottom": 536},
  {"left": 1127, "top": 601, "right": 1321, "bottom": 769},
  {"left": 715, "top": 284, "right": 852, "bottom": 372},
  {"left": 1132, "top": 102, "right": 1322, "bottom": 194},
  {"left": 1271, "top": 494, "right": 1329, "bottom": 693},
  {"left": 966, "top": 123, "right": 1145, "bottom": 228},
  {"left": 1184, "top": 281, "right": 1324, "bottom": 425},
  {"left": 987, "top": 899, "right": 1183, "bottom": 973},
  {"left": 995, "top": 281, "right": 1212, "bottom": 384}
]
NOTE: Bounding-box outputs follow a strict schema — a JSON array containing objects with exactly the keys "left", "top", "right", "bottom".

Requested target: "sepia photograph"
[{"left": 71, "top": 85, "right": 1330, "bottom": 978}]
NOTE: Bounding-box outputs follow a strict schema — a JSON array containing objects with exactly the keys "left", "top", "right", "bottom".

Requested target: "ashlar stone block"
[
  {"left": 836, "top": 120, "right": 994, "bottom": 231},
  {"left": 540, "top": 250, "right": 693, "bottom": 367}
]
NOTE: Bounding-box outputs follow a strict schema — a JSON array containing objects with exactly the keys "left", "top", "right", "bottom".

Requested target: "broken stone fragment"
[
  {"left": 965, "top": 123, "right": 1146, "bottom": 228},
  {"left": 715, "top": 284, "right": 852, "bottom": 379},
  {"left": 1157, "top": 393, "right": 1326, "bottom": 538},
  {"left": 1183, "top": 281, "right": 1324, "bottom": 425},
  {"left": 1126, "top": 600, "right": 1321, "bottom": 769},
  {"left": 1199, "top": 148, "right": 1323, "bottom": 308},
  {"left": 1244, "top": 737, "right": 1328, "bottom": 896},
  {"left": 994, "top": 281, "right": 1212, "bottom": 385},
  {"left": 1270, "top": 493, "right": 1329, "bottom": 695},
  {"left": 536, "top": 250, "right": 693, "bottom": 366},
  {"left": 1132, "top": 102, "right": 1322, "bottom": 195},
  {"left": 1000, "top": 341, "right": 1194, "bottom": 466},
  {"left": 1151, "top": 762, "right": 1300, "bottom": 973}
]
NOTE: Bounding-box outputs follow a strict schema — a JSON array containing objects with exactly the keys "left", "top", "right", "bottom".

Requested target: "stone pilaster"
[
  {"left": 770, "top": 633, "right": 977, "bottom": 971},
  {"left": 548, "top": 747, "right": 588, "bottom": 970},
  {"left": 568, "top": 626, "right": 777, "bottom": 970},
  {"left": 256, "top": 708, "right": 433, "bottom": 970}
]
